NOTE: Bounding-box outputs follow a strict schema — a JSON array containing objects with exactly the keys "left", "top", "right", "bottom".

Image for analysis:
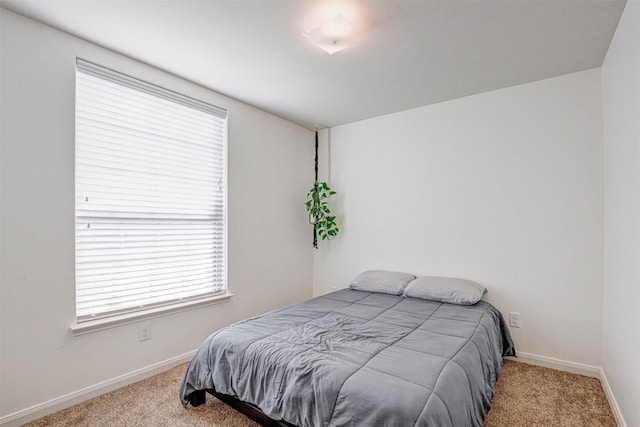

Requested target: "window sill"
[{"left": 69, "top": 292, "right": 234, "bottom": 336}]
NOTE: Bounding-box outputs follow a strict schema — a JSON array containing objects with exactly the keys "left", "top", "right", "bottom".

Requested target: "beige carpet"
[
  {"left": 23, "top": 359, "right": 615, "bottom": 426},
  {"left": 484, "top": 360, "right": 616, "bottom": 427}
]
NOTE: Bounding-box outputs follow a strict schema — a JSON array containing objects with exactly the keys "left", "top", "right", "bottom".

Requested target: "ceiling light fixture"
[{"left": 304, "top": 14, "right": 363, "bottom": 55}]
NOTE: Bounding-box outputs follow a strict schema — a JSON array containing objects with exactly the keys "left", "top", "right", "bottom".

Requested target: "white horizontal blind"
[{"left": 75, "top": 59, "right": 227, "bottom": 321}]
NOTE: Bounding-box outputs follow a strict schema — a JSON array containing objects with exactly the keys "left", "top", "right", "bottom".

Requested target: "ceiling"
[{"left": 0, "top": 0, "right": 626, "bottom": 129}]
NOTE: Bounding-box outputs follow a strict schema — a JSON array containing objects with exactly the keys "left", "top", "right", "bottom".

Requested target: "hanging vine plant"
[
  {"left": 306, "top": 127, "right": 339, "bottom": 249},
  {"left": 305, "top": 180, "right": 339, "bottom": 247}
]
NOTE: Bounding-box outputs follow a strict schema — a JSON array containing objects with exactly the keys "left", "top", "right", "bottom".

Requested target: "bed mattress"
[{"left": 180, "top": 288, "right": 514, "bottom": 426}]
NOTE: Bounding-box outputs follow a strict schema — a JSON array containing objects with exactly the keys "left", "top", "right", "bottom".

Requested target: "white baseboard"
[
  {"left": 599, "top": 368, "right": 628, "bottom": 427},
  {"left": 508, "top": 351, "right": 626, "bottom": 427},
  {"left": 0, "top": 350, "right": 196, "bottom": 427},
  {"left": 508, "top": 351, "right": 601, "bottom": 378}
]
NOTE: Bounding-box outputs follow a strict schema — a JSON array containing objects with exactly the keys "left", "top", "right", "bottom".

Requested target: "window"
[{"left": 75, "top": 59, "right": 227, "bottom": 322}]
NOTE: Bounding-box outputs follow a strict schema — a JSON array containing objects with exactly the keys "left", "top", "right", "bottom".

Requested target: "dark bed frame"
[{"left": 188, "top": 389, "right": 298, "bottom": 427}]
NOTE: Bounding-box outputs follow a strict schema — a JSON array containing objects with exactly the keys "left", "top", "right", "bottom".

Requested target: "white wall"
[
  {"left": 0, "top": 9, "right": 313, "bottom": 421},
  {"left": 314, "top": 69, "right": 604, "bottom": 367},
  {"left": 602, "top": 1, "right": 640, "bottom": 425}
]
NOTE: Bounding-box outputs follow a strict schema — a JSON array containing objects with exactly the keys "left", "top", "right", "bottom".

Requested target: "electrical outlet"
[
  {"left": 139, "top": 322, "right": 151, "bottom": 341},
  {"left": 509, "top": 312, "right": 521, "bottom": 328}
]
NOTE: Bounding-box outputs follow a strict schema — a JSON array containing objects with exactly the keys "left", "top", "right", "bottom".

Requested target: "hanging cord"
[
  {"left": 313, "top": 126, "right": 319, "bottom": 249},
  {"left": 314, "top": 126, "right": 319, "bottom": 182}
]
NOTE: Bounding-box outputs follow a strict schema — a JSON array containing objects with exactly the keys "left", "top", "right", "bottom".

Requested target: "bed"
[{"left": 180, "top": 272, "right": 515, "bottom": 427}]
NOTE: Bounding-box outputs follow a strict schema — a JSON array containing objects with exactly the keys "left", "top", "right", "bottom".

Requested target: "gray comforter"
[{"left": 180, "top": 289, "right": 515, "bottom": 426}]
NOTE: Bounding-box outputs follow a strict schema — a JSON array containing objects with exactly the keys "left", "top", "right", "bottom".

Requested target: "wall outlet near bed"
[
  {"left": 139, "top": 322, "right": 151, "bottom": 341},
  {"left": 509, "top": 312, "right": 521, "bottom": 328}
]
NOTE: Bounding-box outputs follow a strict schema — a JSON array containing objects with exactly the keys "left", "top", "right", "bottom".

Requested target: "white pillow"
[
  {"left": 403, "top": 276, "right": 486, "bottom": 305},
  {"left": 349, "top": 270, "right": 416, "bottom": 295}
]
